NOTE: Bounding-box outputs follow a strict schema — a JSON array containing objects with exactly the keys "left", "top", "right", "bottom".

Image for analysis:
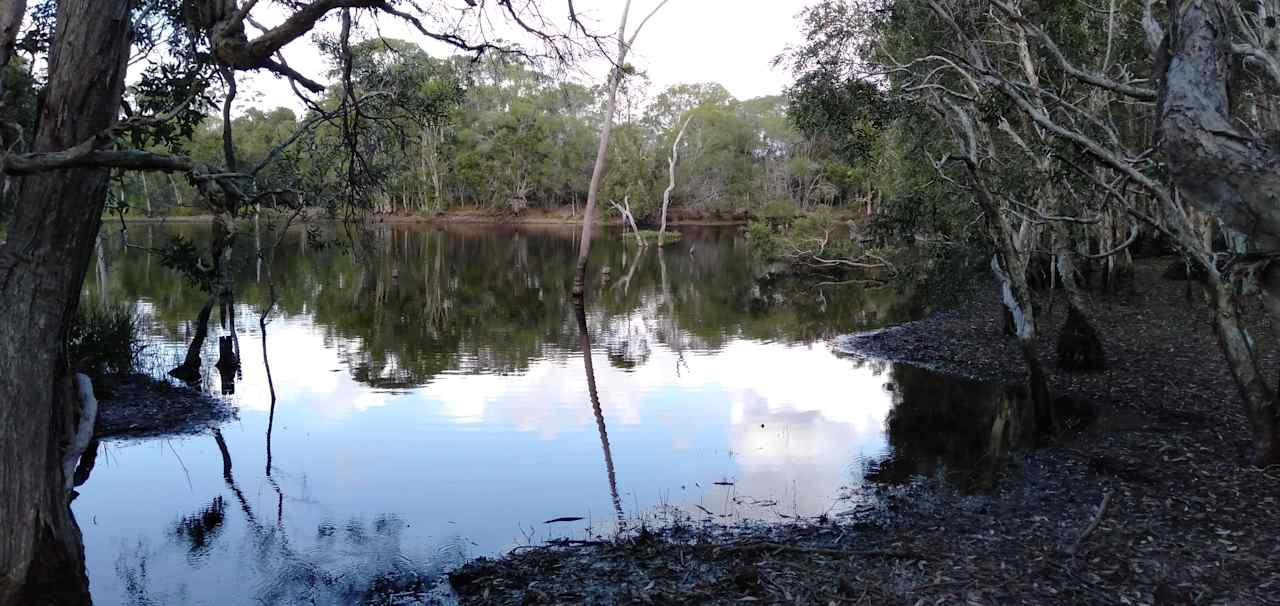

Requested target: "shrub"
[
  {"left": 756, "top": 200, "right": 799, "bottom": 225},
  {"left": 68, "top": 304, "right": 143, "bottom": 376},
  {"left": 745, "top": 220, "right": 782, "bottom": 260}
]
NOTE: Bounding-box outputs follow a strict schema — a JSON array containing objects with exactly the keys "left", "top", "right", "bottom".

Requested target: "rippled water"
[{"left": 72, "top": 223, "right": 986, "bottom": 605}]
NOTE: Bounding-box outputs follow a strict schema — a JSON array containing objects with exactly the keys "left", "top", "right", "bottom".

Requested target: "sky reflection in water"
[{"left": 74, "top": 224, "right": 911, "bottom": 605}]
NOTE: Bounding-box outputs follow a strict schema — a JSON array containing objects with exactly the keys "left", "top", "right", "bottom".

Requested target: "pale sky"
[{"left": 237, "top": 1, "right": 818, "bottom": 112}]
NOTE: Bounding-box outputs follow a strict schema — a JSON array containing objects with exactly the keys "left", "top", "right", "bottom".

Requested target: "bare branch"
[
  {"left": 989, "top": 0, "right": 1158, "bottom": 100},
  {"left": 1081, "top": 224, "right": 1139, "bottom": 259}
]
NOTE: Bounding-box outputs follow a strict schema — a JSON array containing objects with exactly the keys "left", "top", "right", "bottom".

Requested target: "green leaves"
[{"left": 157, "top": 235, "right": 217, "bottom": 292}]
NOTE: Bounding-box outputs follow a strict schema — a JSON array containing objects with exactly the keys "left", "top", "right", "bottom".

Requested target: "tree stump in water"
[
  {"left": 169, "top": 363, "right": 201, "bottom": 385},
  {"left": 215, "top": 335, "right": 239, "bottom": 395},
  {"left": 1057, "top": 305, "right": 1106, "bottom": 372}
]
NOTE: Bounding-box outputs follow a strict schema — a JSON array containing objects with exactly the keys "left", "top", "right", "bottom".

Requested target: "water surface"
[{"left": 77, "top": 223, "right": 944, "bottom": 604}]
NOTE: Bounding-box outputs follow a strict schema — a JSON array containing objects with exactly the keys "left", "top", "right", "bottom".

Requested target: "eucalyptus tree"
[
  {"left": 831, "top": 0, "right": 1280, "bottom": 463},
  {"left": 573, "top": 0, "right": 670, "bottom": 298},
  {"left": 0, "top": 1, "right": 589, "bottom": 602}
]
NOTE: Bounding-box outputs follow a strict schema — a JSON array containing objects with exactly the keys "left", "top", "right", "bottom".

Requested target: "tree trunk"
[
  {"left": 573, "top": 66, "right": 622, "bottom": 297},
  {"left": 94, "top": 234, "right": 108, "bottom": 312},
  {"left": 992, "top": 253, "right": 1057, "bottom": 434},
  {"left": 1053, "top": 223, "right": 1106, "bottom": 372},
  {"left": 1207, "top": 273, "right": 1280, "bottom": 466},
  {"left": 140, "top": 173, "right": 151, "bottom": 215},
  {"left": 170, "top": 297, "right": 216, "bottom": 385},
  {"left": 574, "top": 301, "right": 625, "bottom": 531},
  {"left": 0, "top": 1, "right": 133, "bottom": 603},
  {"left": 0, "top": 0, "right": 26, "bottom": 97},
  {"left": 573, "top": 0, "right": 668, "bottom": 297},
  {"left": 610, "top": 196, "right": 643, "bottom": 247},
  {"left": 658, "top": 115, "right": 692, "bottom": 244},
  {"left": 1159, "top": 0, "right": 1280, "bottom": 464}
]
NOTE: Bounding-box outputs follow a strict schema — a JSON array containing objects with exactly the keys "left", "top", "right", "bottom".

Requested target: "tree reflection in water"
[
  {"left": 113, "top": 426, "right": 440, "bottom": 605},
  {"left": 84, "top": 224, "right": 928, "bottom": 603},
  {"left": 575, "top": 301, "right": 627, "bottom": 535},
  {"left": 867, "top": 363, "right": 1035, "bottom": 492}
]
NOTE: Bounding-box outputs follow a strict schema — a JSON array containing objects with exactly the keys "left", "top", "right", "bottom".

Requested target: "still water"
[{"left": 75, "top": 223, "right": 1005, "bottom": 604}]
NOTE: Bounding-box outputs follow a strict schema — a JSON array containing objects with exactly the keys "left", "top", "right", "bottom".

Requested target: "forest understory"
[{"left": 446, "top": 258, "right": 1280, "bottom": 605}]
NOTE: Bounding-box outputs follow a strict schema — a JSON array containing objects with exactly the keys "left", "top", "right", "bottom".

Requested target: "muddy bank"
[
  {"left": 448, "top": 258, "right": 1280, "bottom": 605},
  {"left": 94, "top": 374, "right": 236, "bottom": 439}
]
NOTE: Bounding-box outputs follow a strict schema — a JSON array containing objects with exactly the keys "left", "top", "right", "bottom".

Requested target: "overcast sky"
[{"left": 236, "top": 1, "right": 818, "bottom": 112}]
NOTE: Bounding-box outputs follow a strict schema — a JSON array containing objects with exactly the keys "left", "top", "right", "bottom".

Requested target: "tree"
[
  {"left": 573, "top": 0, "right": 670, "bottom": 298},
  {"left": 845, "top": 0, "right": 1280, "bottom": 463},
  {"left": 0, "top": 2, "right": 132, "bottom": 601},
  {"left": 657, "top": 113, "right": 691, "bottom": 241},
  {"left": 0, "top": 1, "right": 589, "bottom": 601}
]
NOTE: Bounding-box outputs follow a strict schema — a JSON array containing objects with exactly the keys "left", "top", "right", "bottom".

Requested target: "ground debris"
[{"left": 94, "top": 373, "right": 236, "bottom": 439}]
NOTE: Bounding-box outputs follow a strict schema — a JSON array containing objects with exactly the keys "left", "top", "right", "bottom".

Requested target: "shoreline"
[
  {"left": 118, "top": 209, "right": 748, "bottom": 228},
  {"left": 447, "top": 258, "right": 1280, "bottom": 604}
]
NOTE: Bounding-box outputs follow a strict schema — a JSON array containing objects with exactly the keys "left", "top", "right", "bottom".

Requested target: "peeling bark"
[
  {"left": 1159, "top": 0, "right": 1280, "bottom": 463},
  {"left": 1160, "top": 0, "right": 1280, "bottom": 246},
  {"left": 0, "top": 1, "right": 133, "bottom": 602},
  {"left": 0, "top": 0, "right": 25, "bottom": 75}
]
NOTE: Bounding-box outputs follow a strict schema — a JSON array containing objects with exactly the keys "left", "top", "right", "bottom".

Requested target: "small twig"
[{"left": 1069, "top": 489, "right": 1113, "bottom": 555}]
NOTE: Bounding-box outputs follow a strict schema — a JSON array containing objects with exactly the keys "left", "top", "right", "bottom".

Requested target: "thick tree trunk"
[
  {"left": 1207, "top": 275, "right": 1280, "bottom": 465},
  {"left": 1159, "top": 0, "right": 1280, "bottom": 465},
  {"left": 170, "top": 297, "right": 216, "bottom": 384},
  {"left": 991, "top": 254, "right": 1057, "bottom": 433},
  {"left": 1161, "top": 0, "right": 1280, "bottom": 246},
  {"left": 0, "top": 1, "right": 133, "bottom": 603},
  {"left": 1053, "top": 223, "right": 1106, "bottom": 372},
  {"left": 0, "top": 0, "right": 26, "bottom": 93}
]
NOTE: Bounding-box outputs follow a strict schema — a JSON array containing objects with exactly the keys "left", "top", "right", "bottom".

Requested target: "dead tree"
[
  {"left": 657, "top": 113, "right": 692, "bottom": 244},
  {"left": 573, "top": 0, "right": 669, "bottom": 298}
]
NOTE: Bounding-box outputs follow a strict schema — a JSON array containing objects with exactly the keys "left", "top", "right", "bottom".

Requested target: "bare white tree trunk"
[
  {"left": 610, "top": 196, "right": 644, "bottom": 247},
  {"left": 658, "top": 114, "right": 692, "bottom": 243},
  {"left": 573, "top": 0, "right": 669, "bottom": 298}
]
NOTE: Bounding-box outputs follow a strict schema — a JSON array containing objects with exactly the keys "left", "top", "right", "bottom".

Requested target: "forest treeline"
[{"left": 103, "top": 40, "right": 883, "bottom": 224}]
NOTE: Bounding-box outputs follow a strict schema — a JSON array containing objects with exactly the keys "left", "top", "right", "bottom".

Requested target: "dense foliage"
[{"left": 109, "top": 44, "right": 888, "bottom": 225}]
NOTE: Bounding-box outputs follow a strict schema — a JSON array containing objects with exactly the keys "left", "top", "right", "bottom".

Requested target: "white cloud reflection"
[{"left": 227, "top": 305, "right": 893, "bottom": 517}]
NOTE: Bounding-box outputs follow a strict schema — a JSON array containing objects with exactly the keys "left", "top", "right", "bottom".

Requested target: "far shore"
[{"left": 119, "top": 208, "right": 749, "bottom": 227}]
